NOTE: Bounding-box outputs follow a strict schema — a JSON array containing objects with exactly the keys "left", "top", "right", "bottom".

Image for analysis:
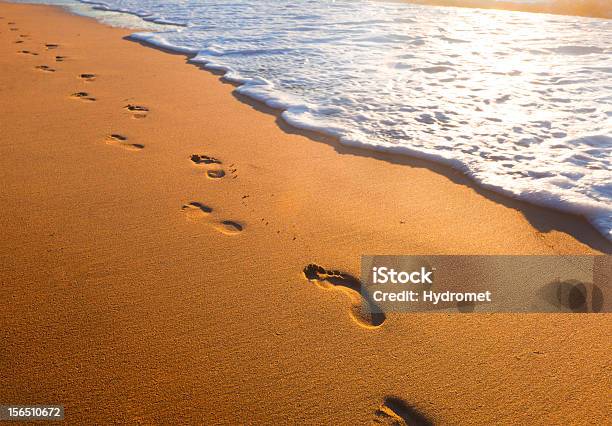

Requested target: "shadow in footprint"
[
  {"left": 79, "top": 73, "right": 96, "bottom": 81},
  {"left": 45, "top": 43, "right": 59, "bottom": 49},
  {"left": 375, "top": 397, "right": 433, "bottom": 426},
  {"left": 18, "top": 50, "right": 38, "bottom": 56},
  {"left": 35, "top": 65, "right": 55, "bottom": 72},
  {"left": 125, "top": 104, "right": 149, "bottom": 119},
  {"left": 191, "top": 154, "right": 222, "bottom": 165},
  {"left": 181, "top": 202, "right": 243, "bottom": 235},
  {"left": 55, "top": 55, "right": 66, "bottom": 62},
  {"left": 214, "top": 220, "right": 243, "bottom": 235},
  {"left": 303, "top": 264, "right": 386, "bottom": 328},
  {"left": 71, "top": 92, "right": 96, "bottom": 102},
  {"left": 125, "top": 104, "right": 148, "bottom": 112},
  {"left": 124, "top": 104, "right": 149, "bottom": 118},
  {"left": 190, "top": 154, "right": 227, "bottom": 179},
  {"left": 207, "top": 169, "right": 226, "bottom": 179},
  {"left": 181, "top": 202, "right": 213, "bottom": 221},
  {"left": 106, "top": 134, "right": 144, "bottom": 151}
]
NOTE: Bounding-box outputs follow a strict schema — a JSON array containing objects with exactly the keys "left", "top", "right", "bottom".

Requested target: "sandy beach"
[{"left": 0, "top": 1, "right": 610, "bottom": 424}]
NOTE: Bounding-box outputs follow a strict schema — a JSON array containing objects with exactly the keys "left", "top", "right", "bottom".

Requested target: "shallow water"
[{"left": 18, "top": 0, "right": 612, "bottom": 240}]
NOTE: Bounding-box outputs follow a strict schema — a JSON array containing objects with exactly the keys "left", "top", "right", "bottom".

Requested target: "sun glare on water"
[{"left": 413, "top": 0, "right": 612, "bottom": 19}]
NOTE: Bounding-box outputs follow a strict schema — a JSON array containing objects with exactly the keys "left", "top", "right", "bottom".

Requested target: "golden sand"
[{"left": 0, "top": 2, "right": 609, "bottom": 423}]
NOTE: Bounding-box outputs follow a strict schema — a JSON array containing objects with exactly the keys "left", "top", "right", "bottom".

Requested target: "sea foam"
[{"left": 28, "top": 0, "right": 612, "bottom": 241}]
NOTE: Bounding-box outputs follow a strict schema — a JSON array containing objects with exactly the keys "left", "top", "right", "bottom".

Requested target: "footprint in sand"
[
  {"left": 35, "top": 65, "right": 55, "bottom": 73},
  {"left": 181, "top": 202, "right": 213, "bottom": 221},
  {"left": 207, "top": 169, "right": 226, "bottom": 179},
  {"left": 191, "top": 154, "right": 222, "bottom": 165},
  {"left": 45, "top": 43, "right": 59, "bottom": 50},
  {"left": 181, "top": 202, "right": 244, "bottom": 235},
  {"left": 303, "top": 264, "right": 386, "bottom": 328},
  {"left": 14, "top": 40, "right": 24, "bottom": 44},
  {"left": 105, "top": 134, "right": 144, "bottom": 151},
  {"left": 190, "top": 153, "right": 229, "bottom": 180},
  {"left": 9, "top": 28, "right": 18, "bottom": 32},
  {"left": 18, "top": 50, "right": 38, "bottom": 56},
  {"left": 71, "top": 92, "right": 96, "bottom": 102},
  {"left": 214, "top": 220, "right": 243, "bottom": 235},
  {"left": 124, "top": 104, "right": 149, "bottom": 119},
  {"left": 79, "top": 73, "right": 96, "bottom": 82},
  {"left": 55, "top": 55, "right": 66, "bottom": 62},
  {"left": 374, "top": 397, "right": 432, "bottom": 426}
]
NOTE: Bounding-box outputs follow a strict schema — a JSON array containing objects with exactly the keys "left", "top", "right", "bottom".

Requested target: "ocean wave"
[{"left": 31, "top": 0, "right": 612, "bottom": 240}]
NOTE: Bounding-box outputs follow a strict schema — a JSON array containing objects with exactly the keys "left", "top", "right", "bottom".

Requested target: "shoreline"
[
  {"left": 123, "top": 5, "right": 611, "bottom": 245},
  {"left": 128, "top": 36, "right": 612, "bottom": 252},
  {"left": 75, "top": 0, "right": 612, "bottom": 23},
  {"left": 13, "top": 0, "right": 612, "bottom": 244},
  {"left": 0, "top": 1, "right": 610, "bottom": 424}
]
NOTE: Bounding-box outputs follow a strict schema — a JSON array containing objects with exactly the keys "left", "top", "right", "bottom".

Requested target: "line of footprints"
[
  {"left": 8, "top": 19, "right": 243, "bottom": 236},
  {"left": 9, "top": 19, "right": 393, "bottom": 328},
  {"left": 8, "top": 19, "right": 393, "bottom": 331},
  {"left": 181, "top": 202, "right": 243, "bottom": 235},
  {"left": 183, "top": 154, "right": 243, "bottom": 235},
  {"left": 2, "top": 17, "right": 435, "bottom": 422}
]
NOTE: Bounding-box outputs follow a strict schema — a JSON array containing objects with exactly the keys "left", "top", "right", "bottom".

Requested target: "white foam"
[{"left": 24, "top": 0, "right": 612, "bottom": 241}]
